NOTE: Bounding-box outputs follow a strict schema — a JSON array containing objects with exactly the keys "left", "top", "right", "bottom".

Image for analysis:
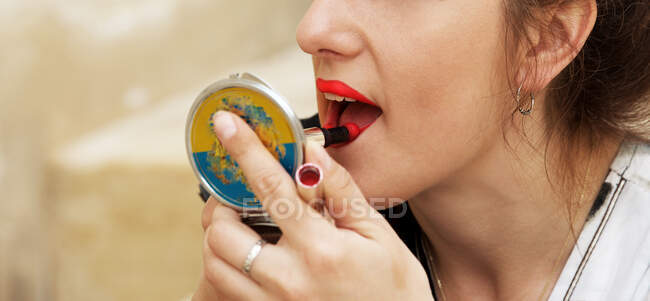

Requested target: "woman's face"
[{"left": 297, "top": 0, "right": 510, "bottom": 205}]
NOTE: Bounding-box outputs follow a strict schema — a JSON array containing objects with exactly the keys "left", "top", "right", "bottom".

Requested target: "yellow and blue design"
[{"left": 189, "top": 87, "right": 298, "bottom": 209}]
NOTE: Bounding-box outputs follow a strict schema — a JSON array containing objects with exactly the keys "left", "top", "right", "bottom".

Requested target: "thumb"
[{"left": 303, "top": 141, "right": 391, "bottom": 238}]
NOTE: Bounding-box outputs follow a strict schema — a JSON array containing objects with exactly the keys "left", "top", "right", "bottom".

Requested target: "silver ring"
[{"left": 242, "top": 239, "right": 266, "bottom": 275}]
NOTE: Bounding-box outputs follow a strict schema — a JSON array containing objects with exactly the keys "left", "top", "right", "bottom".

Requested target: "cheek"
[
  {"left": 351, "top": 2, "right": 508, "bottom": 198},
  {"left": 386, "top": 34, "right": 504, "bottom": 143},
  {"left": 375, "top": 0, "right": 506, "bottom": 112}
]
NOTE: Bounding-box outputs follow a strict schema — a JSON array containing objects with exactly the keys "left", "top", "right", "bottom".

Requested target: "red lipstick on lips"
[
  {"left": 316, "top": 79, "right": 378, "bottom": 107},
  {"left": 316, "top": 79, "right": 382, "bottom": 146}
]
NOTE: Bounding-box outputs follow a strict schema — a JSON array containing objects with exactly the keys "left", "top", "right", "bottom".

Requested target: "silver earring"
[{"left": 516, "top": 83, "right": 534, "bottom": 115}]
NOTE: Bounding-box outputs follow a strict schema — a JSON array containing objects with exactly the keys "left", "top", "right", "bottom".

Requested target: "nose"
[{"left": 296, "top": 0, "right": 363, "bottom": 59}]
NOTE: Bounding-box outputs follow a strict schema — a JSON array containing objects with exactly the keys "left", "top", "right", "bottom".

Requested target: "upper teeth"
[{"left": 324, "top": 92, "right": 357, "bottom": 102}]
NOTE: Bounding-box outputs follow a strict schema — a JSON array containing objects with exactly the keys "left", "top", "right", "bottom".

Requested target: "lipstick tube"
[
  {"left": 304, "top": 126, "right": 347, "bottom": 147},
  {"left": 304, "top": 123, "right": 360, "bottom": 148}
]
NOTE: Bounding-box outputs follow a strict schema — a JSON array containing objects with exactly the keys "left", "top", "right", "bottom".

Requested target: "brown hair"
[
  {"left": 505, "top": 0, "right": 649, "bottom": 140},
  {"left": 503, "top": 0, "right": 649, "bottom": 219}
]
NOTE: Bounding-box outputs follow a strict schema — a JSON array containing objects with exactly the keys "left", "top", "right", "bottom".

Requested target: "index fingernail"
[{"left": 212, "top": 111, "right": 237, "bottom": 140}]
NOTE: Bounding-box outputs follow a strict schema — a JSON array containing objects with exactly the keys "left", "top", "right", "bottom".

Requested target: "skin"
[{"left": 194, "top": 0, "right": 623, "bottom": 300}]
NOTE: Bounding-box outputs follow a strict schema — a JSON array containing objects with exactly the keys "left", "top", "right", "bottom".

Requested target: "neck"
[{"left": 409, "top": 123, "right": 622, "bottom": 300}]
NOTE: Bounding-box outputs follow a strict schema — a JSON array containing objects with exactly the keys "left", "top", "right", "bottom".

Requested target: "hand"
[{"left": 192, "top": 111, "right": 433, "bottom": 301}]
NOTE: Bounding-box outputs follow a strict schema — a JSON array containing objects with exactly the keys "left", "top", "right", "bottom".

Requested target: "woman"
[{"left": 191, "top": 0, "right": 649, "bottom": 300}]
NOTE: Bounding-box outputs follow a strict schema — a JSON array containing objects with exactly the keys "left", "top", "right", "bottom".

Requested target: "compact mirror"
[{"left": 186, "top": 73, "right": 306, "bottom": 235}]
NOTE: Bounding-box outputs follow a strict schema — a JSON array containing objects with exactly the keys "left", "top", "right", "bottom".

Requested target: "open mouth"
[{"left": 316, "top": 79, "right": 383, "bottom": 137}]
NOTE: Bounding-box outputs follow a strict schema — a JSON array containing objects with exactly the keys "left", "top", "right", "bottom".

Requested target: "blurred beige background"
[{"left": 0, "top": 1, "right": 316, "bottom": 300}]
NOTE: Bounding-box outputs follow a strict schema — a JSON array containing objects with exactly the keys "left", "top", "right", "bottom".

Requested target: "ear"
[{"left": 518, "top": 0, "right": 597, "bottom": 92}]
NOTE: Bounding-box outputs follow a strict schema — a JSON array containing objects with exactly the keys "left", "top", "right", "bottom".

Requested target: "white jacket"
[{"left": 549, "top": 140, "right": 650, "bottom": 300}]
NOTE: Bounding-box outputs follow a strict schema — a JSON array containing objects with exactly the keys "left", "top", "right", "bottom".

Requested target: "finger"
[
  {"left": 211, "top": 200, "right": 241, "bottom": 225},
  {"left": 211, "top": 111, "right": 329, "bottom": 241},
  {"left": 294, "top": 162, "right": 326, "bottom": 211},
  {"left": 207, "top": 203, "right": 295, "bottom": 289},
  {"left": 202, "top": 236, "right": 268, "bottom": 301},
  {"left": 294, "top": 162, "right": 334, "bottom": 224},
  {"left": 202, "top": 197, "right": 219, "bottom": 231},
  {"left": 304, "top": 141, "right": 392, "bottom": 237}
]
